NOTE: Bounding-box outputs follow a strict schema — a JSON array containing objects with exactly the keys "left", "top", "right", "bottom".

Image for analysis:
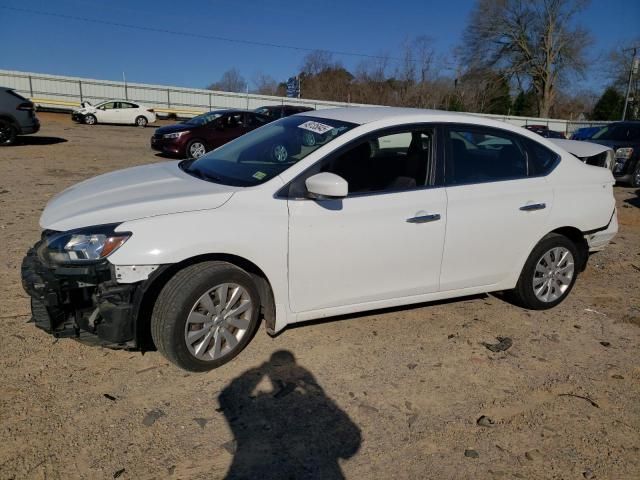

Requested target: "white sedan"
[
  {"left": 71, "top": 100, "right": 157, "bottom": 127},
  {"left": 22, "top": 108, "right": 618, "bottom": 371}
]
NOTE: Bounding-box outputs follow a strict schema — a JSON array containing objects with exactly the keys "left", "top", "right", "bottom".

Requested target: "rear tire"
[
  {"left": 84, "top": 114, "right": 97, "bottom": 125},
  {"left": 510, "top": 233, "right": 579, "bottom": 310},
  {"left": 151, "top": 261, "right": 261, "bottom": 372},
  {"left": 0, "top": 120, "right": 17, "bottom": 145},
  {"left": 135, "top": 116, "right": 148, "bottom": 127}
]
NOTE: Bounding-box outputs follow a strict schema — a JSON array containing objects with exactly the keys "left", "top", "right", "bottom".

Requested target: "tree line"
[{"left": 208, "top": 0, "right": 638, "bottom": 121}]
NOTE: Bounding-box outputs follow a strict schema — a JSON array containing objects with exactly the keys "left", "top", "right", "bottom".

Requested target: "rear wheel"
[
  {"left": 0, "top": 120, "right": 17, "bottom": 145},
  {"left": 187, "top": 140, "right": 206, "bottom": 159},
  {"left": 151, "top": 261, "right": 261, "bottom": 371},
  {"left": 135, "top": 115, "right": 148, "bottom": 127},
  {"left": 510, "top": 233, "right": 579, "bottom": 310},
  {"left": 84, "top": 114, "right": 97, "bottom": 125}
]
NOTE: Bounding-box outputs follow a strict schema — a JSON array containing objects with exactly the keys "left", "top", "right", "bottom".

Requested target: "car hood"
[
  {"left": 587, "top": 139, "right": 636, "bottom": 150},
  {"left": 40, "top": 161, "right": 236, "bottom": 231},
  {"left": 154, "top": 123, "right": 194, "bottom": 135},
  {"left": 548, "top": 139, "right": 611, "bottom": 157}
]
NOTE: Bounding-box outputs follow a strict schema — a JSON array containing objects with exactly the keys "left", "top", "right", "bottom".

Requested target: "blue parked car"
[{"left": 571, "top": 126, "right": 602, "bottom": 140}]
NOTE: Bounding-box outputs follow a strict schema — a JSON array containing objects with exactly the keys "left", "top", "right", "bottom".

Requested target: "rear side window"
[
  {"left": 445, "top": 127, "right": 528, "bottom": 185},
  {"left": 524, "top": 138, "right": 560, "bottom": 176}
]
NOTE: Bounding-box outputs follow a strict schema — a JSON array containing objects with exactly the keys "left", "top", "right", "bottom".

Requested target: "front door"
[{"left": 287, "top": 126, "right": 447, "bottom": 313}]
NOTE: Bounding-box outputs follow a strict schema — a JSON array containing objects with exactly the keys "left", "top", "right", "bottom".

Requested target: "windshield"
[
  {"left": 185, "top": 112, "right": 224, "bottom": 126},
  {"left": 184, "top": 115, "right": 357, "bottom": 186},
  {"left": 592, "top": 124, "right": 640, "bottom": 141}
]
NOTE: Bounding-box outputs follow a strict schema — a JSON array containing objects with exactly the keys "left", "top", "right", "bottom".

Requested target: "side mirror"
[{"left": 305, "top": 172, "right": 348, "bottom": 199}]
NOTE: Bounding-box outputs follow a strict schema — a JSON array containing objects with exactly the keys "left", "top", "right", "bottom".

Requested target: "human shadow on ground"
[{"left": 218, "top": 350, "right": 361, "bottom": 480}]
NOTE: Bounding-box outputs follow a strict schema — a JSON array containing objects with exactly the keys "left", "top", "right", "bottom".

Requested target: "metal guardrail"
[{"left": 1, "top": 69, "right": 609, "bottom": 132}]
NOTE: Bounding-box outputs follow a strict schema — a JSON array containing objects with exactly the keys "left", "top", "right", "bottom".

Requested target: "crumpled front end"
[{"left": 21, "top": 234, "right": 140, "bottom": 346}]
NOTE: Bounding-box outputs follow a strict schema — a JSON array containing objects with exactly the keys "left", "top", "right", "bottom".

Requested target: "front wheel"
[
  {"left": 84, "top": 114, "right": 97, "bottom": 125},
  {"left": 509, "top": 233, "right": 579, "bottom": 310},
  {"left": 187, "top": 140, "right": 206, "bottom": 159},
  {"left": 151, "top": 262, "right": 261, "bottom": 371},
  {"left": 631, "top": 163, "right": 640, "bottom": 188},
  {"left": 135, "top": 115, "right": 148, "bottom": 127}
]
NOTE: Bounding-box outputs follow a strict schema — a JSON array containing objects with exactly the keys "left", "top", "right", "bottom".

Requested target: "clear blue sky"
[{"left": 1, "top": 0, "right": 638, "bottom": 91}]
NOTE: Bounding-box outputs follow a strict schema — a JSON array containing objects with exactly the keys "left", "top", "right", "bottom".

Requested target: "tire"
[
  {"left": 631, "top": 163, "right": 640, "bottom": 188},
  {"left": 84, "top": 114, "right": 97, "bottom": 125},
  {"left": 151, "top": 261, "right": 261, "bottom": 372},
  {"left": 509, "top": 233, "right": 579, "bottom": 310},
  {"left": 0, "top": 120, "right": 17, "bottom": 146},
  {"left": 135, "top": 115, "right": 148, "bottom": 128},
  {"left": 187, "top": 140, "right": 207, "bottom": 159}
]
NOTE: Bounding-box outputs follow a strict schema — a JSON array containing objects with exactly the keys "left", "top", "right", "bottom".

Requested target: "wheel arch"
[
  {"left": 548, "top": 226, "right": 589, "bottom": 271},
  {"left": 0, "top": 114, "right": 19, "bottom": 128},
  {"left": 132, "top": 253, "right": 276, "bottom": 350}
]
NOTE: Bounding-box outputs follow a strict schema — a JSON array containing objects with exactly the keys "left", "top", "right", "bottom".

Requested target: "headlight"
[
  {"left": 615, "top": 147, "right": 633, "bottom": 160},
  {"left": 44, "top": 224, "right": 131, "bottom": 264},
  {"left": 163, "top": 131, "right": 189, "bottom": 139}
]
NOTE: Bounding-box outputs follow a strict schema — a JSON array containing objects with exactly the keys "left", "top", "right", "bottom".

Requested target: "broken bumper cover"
[
  {"left": 21, "top": 242, "right": 139, "bottom": 345},
  {"left": 585, "top": 209, "right": 618, "bottom": 252}
]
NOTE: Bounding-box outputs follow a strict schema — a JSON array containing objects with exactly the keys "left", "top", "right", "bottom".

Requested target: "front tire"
[
  {"left": 135, "top": 115, "right": 148, "bottom": 127},
  {"left": 0, "top": 120, "right": 17, "bottom": 145},
  {"left": 84, "top": 114, "right": 97, "bottom": 125},
  {"left": 151, "top": 261, "right": 261, "bottom": 372},
  {"left": 631, "top": 163, "right": 640, "bottom": 188},
  {"left": 187, "top": 140, "right": 207, "bottom": 159},
  {"left": 510, "top": 233, "right": 579, "bottom": 310}
]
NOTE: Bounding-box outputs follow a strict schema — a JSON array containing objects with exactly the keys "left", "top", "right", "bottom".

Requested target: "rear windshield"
[
  {"left": 183, "top": 115, "right": 356, "bottom": 187},
  {"left": 8, "top": 90, "right": 28, "bottom": 101}
]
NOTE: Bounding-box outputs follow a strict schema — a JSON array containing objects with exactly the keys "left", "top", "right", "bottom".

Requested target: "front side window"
[
  {"left": 184, "top": 115, "right": 356, "bottom": 187},
  {"left": 185, "top": 111, "right": 223, "bottom": 127},
  {"left": 100, "top": 102, "right": 116, "bottom": 110},
  {"left": 286, "top": 126, "right": 434, "bottom": 197},
  {"left": 446, "top": 127, "right": 528, "bottom": 184}
]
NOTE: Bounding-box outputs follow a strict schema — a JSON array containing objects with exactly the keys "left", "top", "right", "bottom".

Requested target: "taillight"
[{"left": 17, "top": 102, "right": 35, "bottom": 111}]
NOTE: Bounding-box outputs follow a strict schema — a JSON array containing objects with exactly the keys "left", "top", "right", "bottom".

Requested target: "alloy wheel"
[
  {"left": 532, "top": 247, "right": 575, "bottom": 302},
  {"left": 183, "top": 283, "right": 253, "bottom": 361},
  {"left": 189, "top": 142, "right": 206, "bottom": 158}
]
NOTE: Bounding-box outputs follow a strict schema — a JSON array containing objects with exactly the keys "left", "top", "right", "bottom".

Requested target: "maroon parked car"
[{"left": 151, "top": 109, "right": 271, "bottom": 158}]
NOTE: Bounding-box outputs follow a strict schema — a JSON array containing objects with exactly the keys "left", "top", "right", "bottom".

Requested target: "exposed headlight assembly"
[
  {"left": 163, "top": 131, "right": 189, "bottom": 139},
  {"left": 615, "top": 147, "right": 634, "bottom": 160},
  {"left": 44, "top": 224, "right": 131, "bottom": 264}
]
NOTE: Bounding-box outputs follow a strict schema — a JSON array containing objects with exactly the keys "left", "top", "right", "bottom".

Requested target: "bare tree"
[
  {"left": 208, "top": 68, "right": 247, "bottom": 93},
  {"left": 300, "top": 50, "right": 336, "bottom": 75},
  {"left": 252, "top": 72, "right": 279, "bottom": 95},
  {"left": 461, "top": 0, "right": 591, "bottom": 117}
]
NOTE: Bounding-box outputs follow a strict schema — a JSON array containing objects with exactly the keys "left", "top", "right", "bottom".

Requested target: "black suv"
[
  {"left": 0, "top": 87, "right": 40, "bottom": 145},
  {"left": 254, "top": 104, "right": 314, "bottom": 120},
  {"left": 589, "top": 122, "right": 640, "bottom": 187}
]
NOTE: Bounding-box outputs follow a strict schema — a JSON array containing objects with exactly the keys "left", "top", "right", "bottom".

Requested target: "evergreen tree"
[{"left": 591, "top": 87, "right": 624, "bottom": 120}]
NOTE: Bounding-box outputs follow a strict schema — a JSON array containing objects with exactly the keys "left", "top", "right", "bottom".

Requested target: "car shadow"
[
  {"left": 623, "top": 190, "right": 640, "bottom": 208},
  {"left": 284, "top": 293, "right": 490, "bottom": 333},
  {"left": 219, "top": 350, "right": 361, "bottom": 480},
  {"left": 12, "top": 136, "right": 68, "bottom": 146}
]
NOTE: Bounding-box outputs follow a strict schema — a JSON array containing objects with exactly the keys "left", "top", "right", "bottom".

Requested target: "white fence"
[{"left": 1, "top": 69, "right": 606, "bottom": 134}]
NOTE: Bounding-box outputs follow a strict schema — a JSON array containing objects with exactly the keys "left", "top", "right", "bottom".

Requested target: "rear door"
[
  {"left": 439, "top": 125, "right": 555, "bottom": 291},
  {"left": 207, "top": 112, "right": 246, "bottom": 148}
]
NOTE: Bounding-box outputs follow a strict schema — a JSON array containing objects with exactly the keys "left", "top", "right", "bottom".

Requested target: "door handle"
[
  {"left": 407, "top": 213, "right": 441, "bottom": 223},
  {"left": 519, "top": 203, "right": 546, "bottom": 211}
]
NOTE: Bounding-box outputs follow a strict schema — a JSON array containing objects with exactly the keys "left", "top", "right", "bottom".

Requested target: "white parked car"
[
  {"left": 22, "top": 108, "right": 618, "bottom": 371},
  {"left": 71, "top": 100, "right": 156, "bottom": 127}
]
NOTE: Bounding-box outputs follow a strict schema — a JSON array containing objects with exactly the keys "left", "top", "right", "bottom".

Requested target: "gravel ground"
[{"left": 0, "top": 113, "right": 639, "bottom": 480}]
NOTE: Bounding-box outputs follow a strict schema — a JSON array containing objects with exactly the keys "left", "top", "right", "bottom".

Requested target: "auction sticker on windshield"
[{"left": 298, "top": 120, "right": 333, "bottom": 135}]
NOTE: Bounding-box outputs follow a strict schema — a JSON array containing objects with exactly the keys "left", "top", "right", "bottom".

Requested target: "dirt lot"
[{"left": 0, "top": 113, "right": 639, "bottom": 480}]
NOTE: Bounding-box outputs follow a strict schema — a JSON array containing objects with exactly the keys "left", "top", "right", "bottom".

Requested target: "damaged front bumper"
[{"left": 21, "top": 240, "right": 141, "bottom": 346}]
